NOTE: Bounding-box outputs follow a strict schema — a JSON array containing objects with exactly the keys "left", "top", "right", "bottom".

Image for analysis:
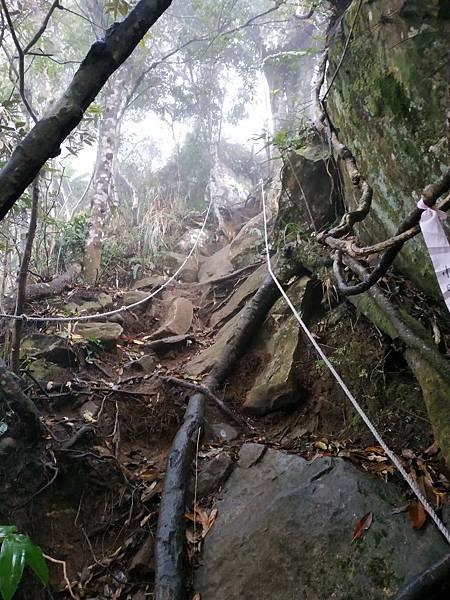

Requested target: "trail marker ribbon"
[{"left": 417, "top": 198, "right": 450, "bottom": 313}]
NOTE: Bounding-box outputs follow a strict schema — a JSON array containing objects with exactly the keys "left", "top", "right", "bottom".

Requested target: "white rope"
[
  {"left": 261, "top": 182, "right": 450, "bottom": 545},
  {"left": 0, "top": 200, "right": 212, "bottom": 324}
]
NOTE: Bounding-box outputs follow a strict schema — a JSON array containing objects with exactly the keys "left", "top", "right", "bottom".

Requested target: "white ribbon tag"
[{"left": 417, "top": 198, "right": 450, "bottom": 313}]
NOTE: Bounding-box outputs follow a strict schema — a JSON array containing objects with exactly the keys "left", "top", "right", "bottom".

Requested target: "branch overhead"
[{"left": 0, "top": 0, "right": 173, "bottom": 221}]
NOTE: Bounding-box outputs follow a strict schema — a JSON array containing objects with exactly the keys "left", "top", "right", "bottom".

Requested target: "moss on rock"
[{"left": 327, "top": 0, "right": 450, "bottom": 301}]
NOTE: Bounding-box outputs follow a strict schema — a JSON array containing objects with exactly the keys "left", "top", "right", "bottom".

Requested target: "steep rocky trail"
[{"left": 3, "top": 214, "right": 450, "bottom": 598}]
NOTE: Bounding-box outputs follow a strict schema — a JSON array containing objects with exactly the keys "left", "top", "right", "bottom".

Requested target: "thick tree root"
[
  {"left": 154, "top": 246, "right": 307, "bottom": 600},
  {"left": 394, "top": 554, "right": 450, "bottom": 600}
]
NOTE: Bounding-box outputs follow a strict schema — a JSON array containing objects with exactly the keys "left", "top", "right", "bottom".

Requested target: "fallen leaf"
[
  {"left": 408, "top": 501, "right": 427, "bottom": 529},
  {"left": 365, "top": 446, "right": 385, "bottom": 455},
  {"left": 352, "top": 512, "right": 373, "bottom": 542}
]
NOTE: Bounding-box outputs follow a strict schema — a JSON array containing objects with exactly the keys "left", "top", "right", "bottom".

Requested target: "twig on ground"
[{"left": 42, "top": 553, "right": 77, "bottom": 599}]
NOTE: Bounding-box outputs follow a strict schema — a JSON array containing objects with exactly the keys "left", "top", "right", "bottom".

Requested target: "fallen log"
[
  {"left": 154, "top": 244, "right": 308, "bottom": 600},
  {"left": 3, "top": 263, "right": 81, "bottom": 312},
  {"left": 394, "top": 554, "right": 450, "bottom": 600}
]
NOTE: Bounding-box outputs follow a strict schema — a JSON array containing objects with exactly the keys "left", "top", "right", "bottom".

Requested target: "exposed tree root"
[
  {"left": 154, "top": 246, "right": 307, "bottom": 600},
  {"left": 394, "top": 554, "right": 450, "bottom": 600}
]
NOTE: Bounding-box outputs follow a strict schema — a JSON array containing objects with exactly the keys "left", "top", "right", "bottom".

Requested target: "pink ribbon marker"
[{"left": 417, "top": 198, "right": 450, "bottom": 312}]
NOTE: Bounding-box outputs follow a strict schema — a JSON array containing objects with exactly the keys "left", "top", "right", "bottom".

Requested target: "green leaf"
[
  {"left": 25, "top": 542, "right": 48, "bottom": 586},
  {"left": 0, "top": 536, "right": 26, "bottom": 600},
  {"left": 0, "top": 530, "right": 16, "bottom": 543}
]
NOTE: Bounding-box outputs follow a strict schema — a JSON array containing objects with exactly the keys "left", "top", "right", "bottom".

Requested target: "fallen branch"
[
  {"left": 155, "top": 245, "right": 308, "bottom": 600},
  {"left": 3, "top": 262, "right": 81, "bottom": 311},
  {"left": 160, "top": 374, "right": 250, "bottom": 432}
]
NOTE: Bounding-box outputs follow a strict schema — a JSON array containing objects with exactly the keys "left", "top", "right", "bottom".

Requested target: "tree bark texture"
[
  {"left": 11, "top": 177, "right": 39, "bottom": 373},
  {"left": 154, "top": 246, "right": 308, "bottom": 600},
  {"left": 0, "top": 0, "right": 172, "bottom": 221},
  {"left": 84, "top": 68, "right": 127, "bottom": 284}
]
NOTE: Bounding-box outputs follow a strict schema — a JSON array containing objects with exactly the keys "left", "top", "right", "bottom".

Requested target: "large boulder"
[
  {"left": 65, "top": 291, "right": 113, "bottom": 315},
  {"left": 195, "top": 446, "right": 449, "bottom": 600},
  {"left": 122, "top": 290, "right": 152, "bottom": 311}
]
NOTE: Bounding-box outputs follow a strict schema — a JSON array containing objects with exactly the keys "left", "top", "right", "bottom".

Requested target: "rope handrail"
[
  {"left": 0, "top": 200, "right": 212, "bottom": 323},
  {"left": 260, "top": 181, "right": 450, "bottom": 545}
]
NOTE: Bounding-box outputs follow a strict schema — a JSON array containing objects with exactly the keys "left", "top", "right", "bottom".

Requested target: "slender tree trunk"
[
  {"left": 11, "top": 176, "right": 39, "bottom": 373},
  {"left": 0, "top": 217, "right": 11, "bottom": 312},
  {"left": 84, "top": 70, "right": 126, "bottom": 284}
]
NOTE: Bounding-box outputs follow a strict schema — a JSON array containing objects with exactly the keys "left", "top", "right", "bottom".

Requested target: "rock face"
[
  {"left": 243, "top": 276, "right": 322, "bottom": 416},
  {"left": 327, "top": 0, "right": 449, "bottom": 301},
  {"left": 195, "top": 447, "right": 449, "bottom": 600},
  {"left": 277, "top": 139, "right": 342, "bottom": 233},
  {"left": 198, "top": 245, "right": 234, "bottom": 283},
  {"left": 209, "top": 264, "right": 267, "bottom": 328},
  {"left": 149, "top": 297, "right": 193, "bottom": 340}
]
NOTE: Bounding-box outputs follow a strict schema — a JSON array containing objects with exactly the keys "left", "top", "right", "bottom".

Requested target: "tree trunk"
[
  {"left": 11, "top": 176, "right": 39, "bottom": 373},
  {"left": 84, "top": 69, "right": 126, "bottom": 284}
]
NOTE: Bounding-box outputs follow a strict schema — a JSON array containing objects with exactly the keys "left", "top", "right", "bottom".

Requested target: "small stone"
[
  {"left": 125, "top": 353, "right": 157, "bottom": 374},
  {"left": 210, "top": 423, "right": 239, "bottom": 443},
  {"left": 79, "top": 400, "right": 99, "bottom": 420}
]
